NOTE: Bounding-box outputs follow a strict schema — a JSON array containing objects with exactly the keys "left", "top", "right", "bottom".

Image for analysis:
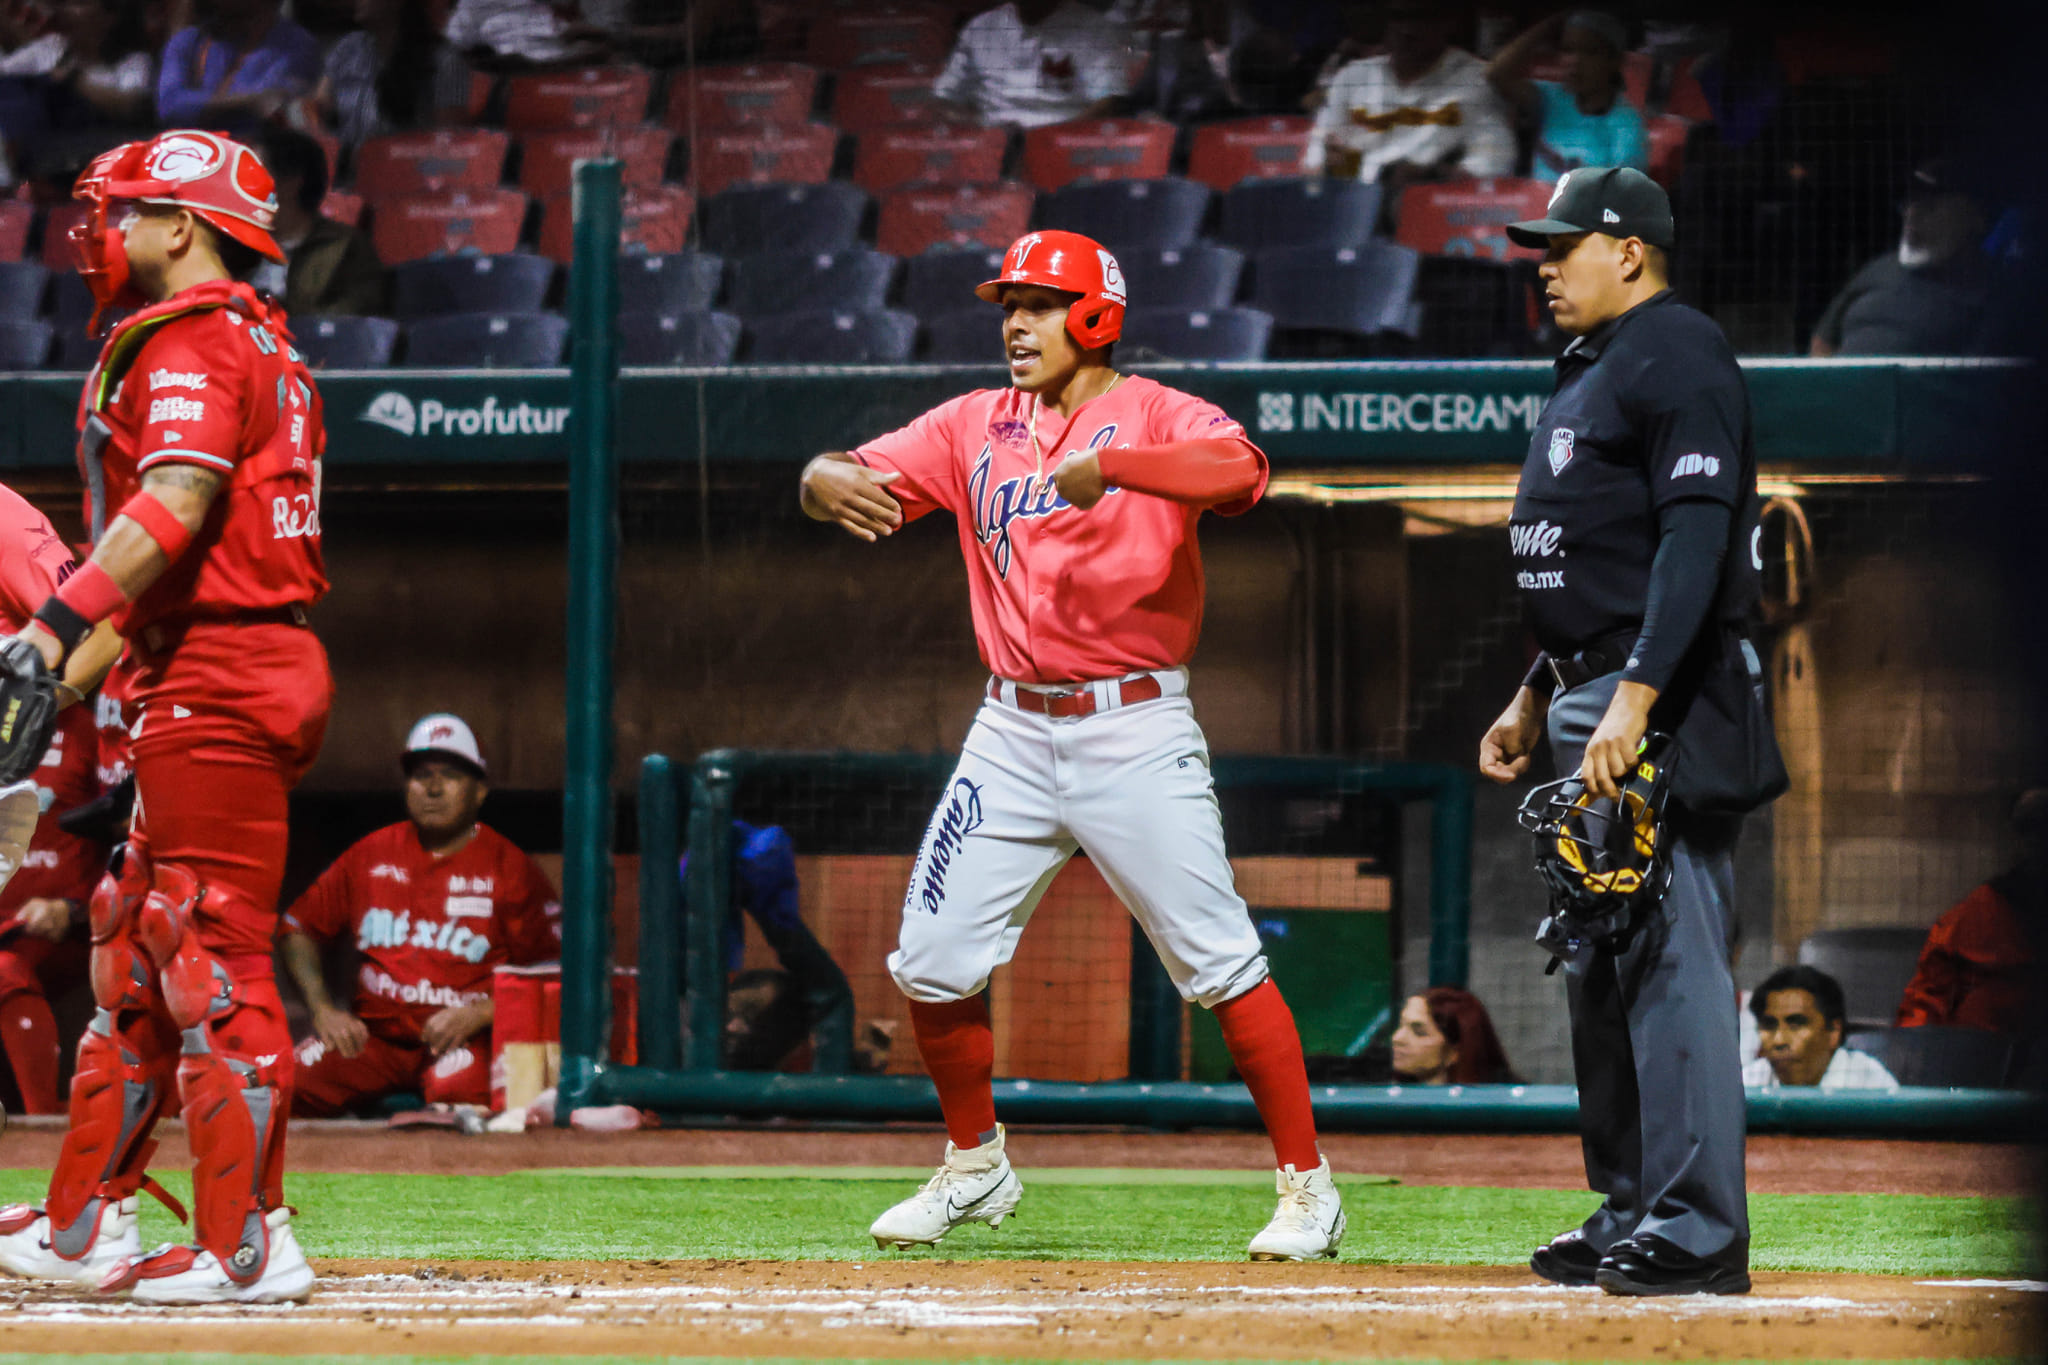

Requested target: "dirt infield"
[{"left": 1, "top": 1259, "right": 2039, "bottom": 1360}]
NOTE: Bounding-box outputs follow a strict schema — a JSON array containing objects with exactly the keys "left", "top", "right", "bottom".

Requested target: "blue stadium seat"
[
  {"left": 1036, "top": 177, "right": 1211, "bottom": 252},
  {"left": 619, "top": 310, "right": 743, "bottom": 365},
  {"left": 403, "top": 311, "right": 569, "bottom": 367},
  {"left": 392, "top": 253, "right": 557, "bottom": 320},
  {"left": 1252, "top": 242, "right": 1419, "bottom": 354},
  {"left": 1879, "top": 1026, "right": 2014, "bottom": 1089},
  {"left": 748, "top": 308, "right": 917, "bottom": 363},
  {"left": 0, "top": 261, "right": 47, "bottom": 321},
  {"left": 900, "top": 247, "right": 1005, "bottom": 318},
  {"left": 618, "top": 251, "right": 725, "bottom": 315},
  {"left": 49, "top": 271, "right": 94, "bottom": 330},
  {"left": 50, "top": 325, "right": 102, "bottom": 370},
  {"left": 726, "top": 247, "right": 897, "bottom": 318},
  {"left": 1218, "top": 178, "right": 1381, "bottom": 252},
  {"left": 1117, "top": 244, "right": 1245, "bottom": 309},
  {"left": 0, "top": 319, "right": 51, "bottom": 369},
  {"left": 1118, "top": 306, "right": 1271, "bottom": 361},
  {"left": 699, "top": 182, "right": 868, "bottom": 257},
  {"left": 295, "top": 315, "right": 401, "bottom": 369},
  {"left": 919, "top": 307, "right": 1001, "bottom": 363}
]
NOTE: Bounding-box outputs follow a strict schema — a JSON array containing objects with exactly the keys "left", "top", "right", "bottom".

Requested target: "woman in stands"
[
  {"left": 1391, "top": 986, "right": 1520, "bottom": 1085},
  {"left": 1486, "top": 10, "right": 1648, "bottom": 178}
]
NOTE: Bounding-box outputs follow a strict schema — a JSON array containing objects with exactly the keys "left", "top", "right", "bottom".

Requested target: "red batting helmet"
[
  {"left": 975, "top": 230, "right": 1127, "bottom": 350},
  {"left": 72, "top": 129, "right": 285, "bottom": 334}
]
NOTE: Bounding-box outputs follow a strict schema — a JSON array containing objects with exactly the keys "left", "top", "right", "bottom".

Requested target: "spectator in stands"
[
  {"left": 45, "top": 0, "right": 155, "bottom": 128},
  {"left": 157, "top": 0, "right": 322, "bottom": 130},
  {"left": 318, "top": 0, "right": 444, "bottom": 149},
  {"left": 250, "top": 126, "right": 385, "bottom": 316},
  {"left": 579, "top": 0, "right": 759, "bottom": 68},
  {"left": 1743, "top": 965, "right": 1898, "bottom": 1091},
  {"left": 930, "top": 0, "right": 1136, "bottom": 130},
  {"left": 1485, "top": 10, "right": 1647, "bottom": 178},
  {"left": 1116, "top": 0, "right": 1304, "bottom": 122},
  {"left": 283, "top": 715, "right": 560, "bottom": 1117},
  {"left": 1896, "top": 789, "right": 2045, "bottom": 1036},
  {"left": 0, "top": 3, "right": 60, "bottom": 75},
  {"left": 1390, "top": 987, "right": 1519, "bottom": 1084},
  {"left": 1302, "top": 0, "right": 1514, "bottom": 199},
  {"left": 442, "top": 0, "right": 610, "bottom": 68},
  {"left": 1810, "top": 161, "right": 2000, "bottom": 357}
]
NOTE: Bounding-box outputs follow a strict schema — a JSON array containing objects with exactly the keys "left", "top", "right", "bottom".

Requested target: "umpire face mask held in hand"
[{"left": 1517, "top": 732, "right": 1677, "bottom": 971}]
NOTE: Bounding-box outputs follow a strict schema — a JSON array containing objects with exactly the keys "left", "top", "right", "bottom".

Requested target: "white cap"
[{"left": 403, "top": 713, "right": 486, "bottom": 777}]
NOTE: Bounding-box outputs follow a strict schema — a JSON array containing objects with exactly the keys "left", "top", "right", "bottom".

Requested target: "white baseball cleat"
[
  {"left": 869, "top": 1124, "right": 1024, "bottom": 1250},
  {"left": 0, "top": 1196, "right": 141, "bottom": 1286},
  {"left": 107, "top": 1207, "right": 314, "bottom": 1304},
  {"left": 1247, "top": 1156, "right": 1346, "bottom": 1261}
]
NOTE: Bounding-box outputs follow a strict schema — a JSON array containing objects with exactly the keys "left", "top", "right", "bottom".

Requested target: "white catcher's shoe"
[
  {"left": 0, "top": 1195, "right": 141, "bottom": 1286},
  {"left": 107, "top": 1207, "right": 314, "bottom": 1304},
  {"left": 869, "top": 1124, "right": 1024, "bottom": 1249},
  {"left": 1247, "top": 1156, "right": 1346, "bottom": 1261}
]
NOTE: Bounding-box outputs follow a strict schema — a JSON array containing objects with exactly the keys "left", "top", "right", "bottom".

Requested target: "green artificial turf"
[{"left": 0, "top": 1168, "right": 2029, "bottom": 1278}]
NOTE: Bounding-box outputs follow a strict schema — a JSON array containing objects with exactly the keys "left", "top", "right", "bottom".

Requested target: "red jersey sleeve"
[
  {"left": 1147, "top": 385, "right": 1267, "bottom": 516},
  {"left": 496, "top": 846, "right": 561, "bottom": 964},
  {"left": 122, "top": 315, "right": 257, "bottom": 480},
  {"left": 848, "top": 393, "right": 977, "bottom": 522},
  {"left": 0, "top": 485, "right": 76, "bottom": 628},
  {"left": 282, "top": 841, "right": 361, "bottom": 942}
]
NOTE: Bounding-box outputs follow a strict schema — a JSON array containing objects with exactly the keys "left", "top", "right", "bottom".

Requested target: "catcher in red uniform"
[{"left": 0, "top": 130, "right": 331, "bottom": 1305}]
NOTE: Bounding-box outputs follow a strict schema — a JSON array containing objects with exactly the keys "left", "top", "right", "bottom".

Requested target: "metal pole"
[
  {"left": 555, "top": 157, "right": 622, "bottom": 1121},
  {"left": 1426, "top": 767, "right": 1473, "bottom": 987},
  {"left": 684, "top": 751, "right": 738, "bottom": 1072},
  {"left": 635, "top": 753, "right": 683, "bottom": 1071}
]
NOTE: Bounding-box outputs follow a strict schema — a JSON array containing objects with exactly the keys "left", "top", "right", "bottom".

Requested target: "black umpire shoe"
[
  {"left": 1595, "top": 1234, "right": 1751, "bottom": 1296},
  {"left": 1530, "top": 1230, "right": 1603, "bottom": 1286}
]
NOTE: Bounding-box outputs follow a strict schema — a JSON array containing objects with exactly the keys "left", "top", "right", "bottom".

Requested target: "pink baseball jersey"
[{"left": 851, "top": 376, "right": 1268, "bottom": 685}]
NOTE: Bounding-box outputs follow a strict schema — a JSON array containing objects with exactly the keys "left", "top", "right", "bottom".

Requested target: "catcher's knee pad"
[
  {"left": 87, "top": 846, "right": 156, "bottom": 1012},
  {"left": 134, "top": 864, "right": 241, "bottom": 1029},
  {"left": 42, "top": 1011, "right": 175, "bottom": 1241},
  {"left": 177, "top": 1024, "right": 288, "bottom": 1282}
]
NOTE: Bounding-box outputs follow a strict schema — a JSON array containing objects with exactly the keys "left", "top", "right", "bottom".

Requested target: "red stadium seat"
[
  {"left": 685, "top": 121, "right": 838, "bottom": 196},
  {"left": 354, "top": 129, "right": 510, "bottom": 200},
  {"left": 518, "top": 125, "right": 673, "bottom": 198},
  {"left": 40, "top": 203, "right": 87, "bottom": 270},
  {"left": 876, "top": 182, "right": 1032, "bottom": 256},
  {"left": 538, "top": 184, "right": 694, "bottom": 263},
  {"left": 1186, "top": 116, "right": 1311, "bottom": 191},
  {"left": 504, "top": 66, "right": 654, "bottom": 132},
  {"left": 1021, "top": 118, "right": 1174, "bottom": 192},
  {"left": 831, "top": 62, "right": 944, "bottom": 130},
  {"left": 664, "top": 62, "right": 819, "bottom": 131},
  {"left": 1394, "top": 177, "right": 1554, "bottom": 261},
  {"left": 1645, "top": 114, "right": 1691, "bottom": 188},
  {"left": 370, "top": 189, "right": 530, "bottom": 265},
  {"left": 853, "top": 124, "right": 1005, "bottom": 194},
  {"left": 806, "top": 6, "right": 950, "bottom": 69},
  {"left": 321, "top": 190, "right": 365, "bottom": 227},
  {"left": 0, "top": 202, "right": 31, "bottom": 262}
]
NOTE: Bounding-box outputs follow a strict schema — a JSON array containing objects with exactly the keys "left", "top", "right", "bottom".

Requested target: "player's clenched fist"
[
  {"left": 800, "top": 452, "right": 904, "bottom": 541},
  {"left": 1051, "top": 451, "right": 1106, "bottom": 509}
]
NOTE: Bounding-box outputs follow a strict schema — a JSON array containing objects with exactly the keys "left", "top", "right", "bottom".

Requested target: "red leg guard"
[{"left": 40, "top": 1008, "right": 178, "bottom": 1246}]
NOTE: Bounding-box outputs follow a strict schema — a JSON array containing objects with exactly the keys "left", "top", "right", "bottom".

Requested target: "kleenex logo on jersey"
[
  {"left": 360, "top": 391, "right": 569, "bottom": 438},
  {"left": 148, "top": 369, "right": 207, "bottom": 391},
  {"left": 1671, "top": 452, "right": 1721, "bottom": 479}
]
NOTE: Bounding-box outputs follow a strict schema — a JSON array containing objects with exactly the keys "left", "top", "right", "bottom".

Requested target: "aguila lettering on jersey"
[{"left": 970, "top": 424, "right": 1121, "bottom": 578}]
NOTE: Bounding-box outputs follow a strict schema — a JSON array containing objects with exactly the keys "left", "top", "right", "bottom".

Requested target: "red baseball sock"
[
  {"left": 908, "top": 996, "right": 998, "bottom": 1150},
  {"left": 0, "top": 993, "right": 62, "bottom": 1114},
  {"left": 1214, "top": 978, "right": 1321, "bottom": 1171}
]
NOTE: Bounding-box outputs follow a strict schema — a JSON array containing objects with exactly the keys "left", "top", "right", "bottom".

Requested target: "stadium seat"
[
  {"left": 40, "top": 203, "right": 88, "bottom": 269},
  {"left": 517, "top": 125, "right": 673, "bottom": 198},
  {"left": 1021, "top": 118, "right": 1175, "bottom": 191},
  {"left": 750, "top": 307, "right": 918, "bottom": 364},
  {"left": 404, "top": 311, "right": 570, "bottom": 367},
  {"left": 1118, "top": 306, "right": 1271, "bottom": 362},
  {"left": 876, "top": 182, "right": 1032, "bottom": 257},
  {"left": 1187, "top": 116, "right": 1313, "bottom": 190},
  {"left": 0, "top": 202, "right": 32, "bottom": 261},
  {"left": 1395, "top": 177, "right": 1553, "bottom": 261},
  {"left": 1117, "top": 244, "right": 1245, "bottom": 309},
  {"left": 1036, "top": 177, "right": 1210, "bottom": 253},
  {"left": 370, "top": 189, "right": 530, "bottom": 265},
  {"left": 1880, "top": 1026, "right": 2014, "bottom": 1089},
  {"left": 392, "top": 253, "right": 557, "bottom": 319},
  {"left": 727, "top": 247, "right": 897, "bottom": 318},
  {"left": 50, "top": 325, "right": 102, "bottom": 370},
  {"left": 322, "top": 190, "right": 365, "bottom": 227},
  {"left": 1252, "top": 241, "right": 1421, "bottom": 353},
  {"left": 831, "top": 62, "right": 944, "bottom": 131},
  {"left": 852, "top": 124, "right": 1007, "bottom": 194},
  {"left": 663, "top": 61, "right": 819, "bottom": 131},
  {"left": 0, "top": 261, "right": 47, "bottom": 320},
  {"left": 537, "top": 184, "right": 693, "bottom": 264},
  {"left": 618, "top": 251, "right": 725, "bottom": 315},
  {"left": 1797, "top": 926, "right": 1933, "bottom": 1030},
  {"left": 900, "top": 246, "right": 1005, "bottom": 316},
  {"left": 1217, "top": 178, "right": 1381, "bottom": 253},
  {"left": 1412, "top": 256, "right": 1540, "bottom": 357},
  {"left": 48, "top": 271, "right": 93, "bottom": 330},
  {"left": 1645, "top": 114, "right": 1692, "bottom": 188},
  {"left": 0, "top": 319, "right": 51, "bottom": 369},
  {"left": 504, "top": 66, "right": 654, "bottom": 131},
  {"left": 806, "top": 7, "right": 950, "bottom": 68},
  {"left": 354, "top": 129, "right": 510, "bottom": 200},
  {"left": 685, "top": 121, "right": 839, "bottom": 196},
  {"left": 919, "top": 306, "right": 1000, "bottom": 363},
  {"left": 618, "top": 310, "right": 744, "bottom": 365},
  {"left": 294, "top": 315, "right": 401, "bottom": 368},
  {"left": 700, "top": 182, "right": 868, "bottom": 256}
]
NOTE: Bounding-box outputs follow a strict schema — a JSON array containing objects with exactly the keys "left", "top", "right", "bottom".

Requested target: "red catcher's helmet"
[
  {"left": 975, "top": 230, "right": 1126, "bottom": 350},
  {"left": 71, "top": 129, "right": 285, "bottom": 334}
]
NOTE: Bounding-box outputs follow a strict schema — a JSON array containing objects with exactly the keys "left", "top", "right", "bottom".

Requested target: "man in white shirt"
[
  {"left": 443, "top": 0, "right": 609, "bottom": 66},
  {"left": 932, "top": 0, "right": 1136, "bottom": 129},
  {"left": 1742, "top": 965, "right": 1900, "bottom": 1092},
  {"left": 1302, "top": 0, "right": 1513, "bottom": 193}
]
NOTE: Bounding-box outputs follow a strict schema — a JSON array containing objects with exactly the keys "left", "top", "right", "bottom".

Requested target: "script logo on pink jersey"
[{"left": 969, "top": 424, "right": 1120, "bottom": 578}]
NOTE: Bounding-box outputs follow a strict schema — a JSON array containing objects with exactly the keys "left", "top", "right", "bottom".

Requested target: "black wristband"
[
  {"left": 31, "top": 596, "right": 92, "bottom": 663},
  {"left": 1521, "top": 652, "right": 1553, "bottom": 692}
]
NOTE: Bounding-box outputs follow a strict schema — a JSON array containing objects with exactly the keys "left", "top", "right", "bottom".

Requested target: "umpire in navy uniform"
[{"left": 1478, "top": 167, "right": 1786, "bottom": 1297}]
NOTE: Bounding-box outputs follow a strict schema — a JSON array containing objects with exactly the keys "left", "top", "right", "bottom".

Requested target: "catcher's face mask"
[{"left": 1517, "top": 732, "right": 1677, "bottom": 963}]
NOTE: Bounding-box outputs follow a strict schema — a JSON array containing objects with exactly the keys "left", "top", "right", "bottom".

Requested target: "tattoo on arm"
[{"left": 141, "top": 464, "right": 224, "bottom": 501}]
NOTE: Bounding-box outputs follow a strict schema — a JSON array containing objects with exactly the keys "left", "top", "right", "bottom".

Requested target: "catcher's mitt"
[
  {"left": 1517, "top": 731, "right": 1677, "bottom": 967},
  {"left": 0, "top": 635, "right": 59, "bottom": 787}
]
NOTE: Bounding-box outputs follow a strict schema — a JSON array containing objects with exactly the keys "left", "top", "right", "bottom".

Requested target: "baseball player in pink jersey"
[{"left": 800, "top": 229, "right": 1344, "bottom": 1261}]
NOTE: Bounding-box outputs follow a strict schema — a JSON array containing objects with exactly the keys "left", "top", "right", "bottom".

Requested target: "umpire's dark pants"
[{"left": 1548, "top": 672, "right": 1749, "bottom": 1266}]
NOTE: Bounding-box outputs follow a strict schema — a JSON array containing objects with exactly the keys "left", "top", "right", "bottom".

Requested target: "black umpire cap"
[{"left": 1507, "top": 166, "right": 1675, "bottom": 249}]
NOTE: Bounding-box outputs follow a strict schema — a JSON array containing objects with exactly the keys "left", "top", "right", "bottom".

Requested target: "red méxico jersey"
[
  {"left": 75, "top": 280, "right": 327, "bottom": 635},
  {"left": 282, "top": 822, "right": 559, "bottom": 1044},
  {"left": 0, "top": 705, "right": 104, "bottom": 919}
]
